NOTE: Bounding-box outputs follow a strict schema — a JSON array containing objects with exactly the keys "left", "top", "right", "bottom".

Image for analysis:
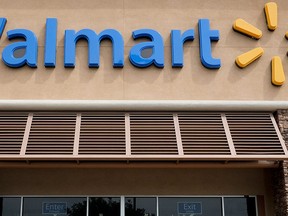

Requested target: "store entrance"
[{"left": 0, "top": 196, "right": 258, "bottom": 216}]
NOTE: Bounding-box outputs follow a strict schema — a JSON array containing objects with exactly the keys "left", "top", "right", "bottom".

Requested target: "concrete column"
[{"left": 274, "top": 110, "right": 288, "bottom": 216}]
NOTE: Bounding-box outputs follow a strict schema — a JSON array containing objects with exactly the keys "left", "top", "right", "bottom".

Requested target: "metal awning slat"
[{"left": 0, "top": 112, "right": 286, "bottom": 160}]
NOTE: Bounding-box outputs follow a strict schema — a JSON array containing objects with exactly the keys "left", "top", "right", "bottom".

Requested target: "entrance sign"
[
  {"left": 177, "top": 202, "right": 202, "bottom": 215},
  {"left": 42, "top": 202, "right": 67, "bottom": 215}
]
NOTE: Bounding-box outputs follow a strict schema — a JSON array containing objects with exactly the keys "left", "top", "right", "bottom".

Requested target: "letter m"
[{"left": 64, "top": 29, "right": 124, "bottom": 68}]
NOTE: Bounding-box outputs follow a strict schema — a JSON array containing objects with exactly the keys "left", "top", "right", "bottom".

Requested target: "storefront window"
[
  {"left": 0, "top": 196, "right": 258, "bottom": 216},
  {"left": 125, "top": 197, "right": 156, "bottom": 216},
  {"left": 224, "top": 197, "right": 256, "bottom": 216},
  {"left": 89, "top": 197, "right": 120, "bottom": 216},
  {"left": 0, "top": 197, "right": 21, "bottom": 216},
  {"left": 23, "top": 197, "right": 87, "bottom": 216},
  {"left": 159, "top": 197, "right": 222, "bottom": 216}
]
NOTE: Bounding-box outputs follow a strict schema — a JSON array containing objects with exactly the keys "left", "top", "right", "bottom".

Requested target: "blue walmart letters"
[
  {"left": 198, "top": 19, "right": 221, "bottom": 69},
  {"left": 64, "top": 28, "right": 124, "bottom": 68},
  {"left": 129, "top": 29, "right": 164, "bottom": 68},
  {"left": 2, "top": 29, "right": 38, "bottom": 67},
  {"left": 0, "top": 18, "right": 221, "bottom": 69},
  {"left": 44, "top": 18, "right": 57, "bottom": 67},
  {"left": 171, "top": 29, "right": 194, "bottom": 67}
]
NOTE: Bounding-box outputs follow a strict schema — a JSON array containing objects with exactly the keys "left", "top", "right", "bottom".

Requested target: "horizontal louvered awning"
[{"left": 0, "top": 112, "right": 287, "bottom": 161}]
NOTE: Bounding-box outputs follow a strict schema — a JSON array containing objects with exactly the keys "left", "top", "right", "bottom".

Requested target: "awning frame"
[{"left": 0, "top": 111, "right": 286, "bottom": 162}]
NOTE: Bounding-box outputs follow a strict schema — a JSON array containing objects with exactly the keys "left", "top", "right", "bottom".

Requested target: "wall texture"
[
  {"left": 0, "top": 1, "right": 287, "bottom": 215},
  {"left": 0, "top": 0, "right": 287, "bottom": 100}
]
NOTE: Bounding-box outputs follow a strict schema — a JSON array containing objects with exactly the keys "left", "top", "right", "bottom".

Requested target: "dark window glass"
[
  {"left": 0, "top": 197, "right": 21, "bottom": 216},
  {"left": 159, "top": 197, "right": 222, "bottom": 216},
  {"left": 125, "top": 197, "right": 156, "bottom": 216},
  {"left": 141, "top": 48, "right": 153, "bottom": 58},
  {"left": 224, "top": 197, "right": 256, "bottom": 216},
  {"left": 23, "top": 197, "right": 86, "bottom": 216},
  {"left": 89, "top": 197, "right": 120, "bottom": 216}
]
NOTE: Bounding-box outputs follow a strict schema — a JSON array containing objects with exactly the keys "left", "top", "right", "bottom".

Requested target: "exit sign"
[{"left": 177, "top": 202, "right": 202, "bottom": 215}]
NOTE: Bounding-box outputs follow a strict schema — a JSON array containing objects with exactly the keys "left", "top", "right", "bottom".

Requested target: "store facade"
[{"left": 1, "top": 0, "right": 288, "bottom": 215}]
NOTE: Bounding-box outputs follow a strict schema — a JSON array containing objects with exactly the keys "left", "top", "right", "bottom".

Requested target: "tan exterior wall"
[
  {"left": 0, "top": 1, "right": 285, "bottom": 215},
  {"left": 0, "top": 0, "right": 287, "bottom": 100},
  {"left": 0, "top": 168, "right": 275, "bottom": 214}
]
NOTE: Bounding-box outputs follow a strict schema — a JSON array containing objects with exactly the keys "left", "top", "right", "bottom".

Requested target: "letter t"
[{"left": 198, "top": 19, "right": 221, "bottom": 69}]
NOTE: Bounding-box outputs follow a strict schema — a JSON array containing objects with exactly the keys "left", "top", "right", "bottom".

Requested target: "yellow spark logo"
[{"left": 233, "top": 2, "right": 286, "bottom": 86}]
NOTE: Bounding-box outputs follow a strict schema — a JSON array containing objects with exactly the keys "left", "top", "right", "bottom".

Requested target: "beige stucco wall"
[
  {"left": 0, "top": 168, "right": 275, "bottom": 214},
  {"left": 0, "top": 0, "right": 287, "bottom": 100},
  {"left": 0, "top": 1, "right": 282, "bottom": 214}
]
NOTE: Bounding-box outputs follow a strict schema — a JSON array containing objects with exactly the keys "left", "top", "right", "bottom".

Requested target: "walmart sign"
[
  {"left": 0, "top": 18, "right": 220, "bottom": 69},
  {"left": 0, "top": 2, "right": 286, "bottom": 86}
]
